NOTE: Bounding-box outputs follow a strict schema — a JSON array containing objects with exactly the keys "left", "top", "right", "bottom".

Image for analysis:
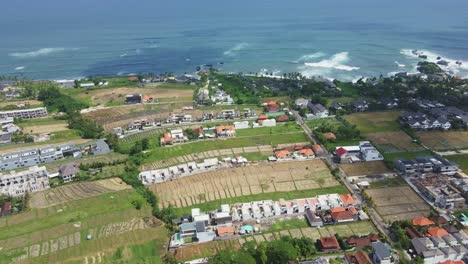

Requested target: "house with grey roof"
[
  {"left": 295, "top": 98, "right": 310, "bottom": 109},
  {"left": 307, "top": 103, "right": 329, "bottom": 119},
  {"left": 353, "top": 100, "right": 369, "bottom": 112},
  {"left": 59, "top": 163, "right": 80, "bottom": 182},
  {"left": 372, "top": 241, "right": 392, "bottom": 264}
]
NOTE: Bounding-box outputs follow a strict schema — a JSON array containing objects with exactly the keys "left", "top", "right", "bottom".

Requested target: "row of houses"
[
  {"left": 411, "top": 231, "right": 468, "bottom": 263},
  {"left": 335, "top": 141, "right": 384, "bottom": 164},
  {"left": 138, "top": 157, "right": 248, "bottom": 185},
  {"left": 234, "top": 118, "right": 277, "bottom": 129},
  {"left": 0, "top": 107, "right": 48, "bottom": 120},
  {"left": 0, "top": 139, "right": 110, "bottom": 171},
  {"left": 394, "top": 156, "right": 459, "bottom": 176},
  {"left": 400, "top": 112, "right": 452, "bottom": 130},
  {"left": 160, "top": 125, "right": 236, "bottom": 146}
]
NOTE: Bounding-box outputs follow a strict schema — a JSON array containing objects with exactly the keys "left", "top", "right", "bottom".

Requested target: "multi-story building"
[
  {"left": 0, "top": 166, "right": 50, "bottom": 197},
  {"left": 0, "top": 107, "right": 48, "bottom": 120}
]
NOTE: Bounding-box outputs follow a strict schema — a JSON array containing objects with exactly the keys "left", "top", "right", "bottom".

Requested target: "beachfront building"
[
  {"left": 0, "top": 107, "right": 48, "bottom": 120},
  {"left": 0, "top": 166, "right": 50, "bottom": 197}
]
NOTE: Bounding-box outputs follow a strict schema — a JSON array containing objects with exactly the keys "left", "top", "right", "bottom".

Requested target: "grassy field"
[
  {"left": 369, "top": 176, "right": 407, "bottom": 189},
  {"left": 419, "top": 131, "right": 468, "bottom": 151},
  {"left": 446, "top": 154, "right": 468, "bottom": 173},
  {"left": 306, "top": 117, "right": 342, "bottom": 131},
  {"left": 0, "top": 189, "right": 168, "bottom": 263},
  {"left": 236, "top": 123, "right": 303, "bottom": 137},
  {"left": 366, "top": 131, "right": 424, "bottom": 153},
  {"left": 382, "top": 150, "right": 433, "bottom": 163},
  {"left": 141, "top": 129, "right": 309, "bottom": 164},
  {"left": 343, "top": 111, "right": 402, "bottom": 134}
]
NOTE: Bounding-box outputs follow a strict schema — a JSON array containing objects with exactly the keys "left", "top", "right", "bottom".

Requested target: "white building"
[
  {"left": 262, "top": 119, "right": 277, "bottom": 127},
  {"left": 359, "top": 141, "right": 384, "bottom": 162},
  {"left": 0, "top": 166, "right": 50, "bottom": 197},
  {"left": 234, "top": 121, "right": 249, "bottom": 130},
  {"left": 0, "top": 107, "right": 48, "bottom": 120}
]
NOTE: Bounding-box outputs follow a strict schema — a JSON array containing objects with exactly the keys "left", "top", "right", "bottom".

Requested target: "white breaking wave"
[
  {"left": 148, "top": 43, "right": 160, "bottom": 48},
  {"left": 400, "top": 48, "right": 468, "bottom": 78},
  {"left": 120, "top": 53, "right": 128, "bottom": 57},
  {"left": 293, "top": 52, "right": 326, "bottom": 63},
  {"left": 9, "top": 47, "right": 77, "bottom": 58},
  {"left": 223, "top": 42, "right": 249, "bottom": 56},
  {"left": 303, "top": 52, "right": 360, "bottom": 71},
  {"left": 14, "top": 66, "right": 25, "bottom": 70},
  {"left": 394, "top": 61, "right": 405, "bottom": 67}
]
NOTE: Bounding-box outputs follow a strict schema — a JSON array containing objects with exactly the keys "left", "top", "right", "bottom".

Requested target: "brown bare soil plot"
[
  {"left": 22, "top": 122, "right": 69, "bottom": 134},
  {"left": 83, "top": 87, "right": 194, "bottom": 105},
  {"left": 173, "top": 239, "right": 240, "bottom": 262},
  {"left": 150, "top": 160, "right": 339, "bottom": 208},
  {"left": 341, "top": 161, "right": 392, "bottom": 177},
  {"left": 366, "top": 131, "right": 424, "bottom": 153},
  {"left": 365, "top": 186, "right": 430, "bottom": 222},
  {"left": 30, "top": 178, "right": 131, "bottom": 208},
  {"left": 419, "top": 131, "right": 468, "bottom": 151}
]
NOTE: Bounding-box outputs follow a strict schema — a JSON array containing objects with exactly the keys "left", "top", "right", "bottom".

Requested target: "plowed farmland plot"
[
  {"left": 366, "top": 131, "right": 424, "bottom": 153},
  {"left": 419, "top": 131, "right": 468, "bottom": 150}
]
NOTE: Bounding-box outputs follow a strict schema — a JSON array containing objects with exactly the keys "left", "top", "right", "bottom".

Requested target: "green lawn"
[
  {"left": 334, "top": 81, "right": 360, "bottom": 97},
  {"left": 171, "top": 185, "right": 348, "bottom": 216},
  {"left": 267, "top": 218, "right": 309, "bottom": 233},
  {"left": 383, "top": 150, "right": 433, "bottom": 163},
  {"left": 306, "top": 117, "right": 342, "bottom": 131},
  {"left": 343, "top": 111, "right": 402, "bottom": 134},
  {"left": 141, "top": 132, "right": 309, "bottom": 164},
  {"left": 0, "top": 190, "right": 145, "bottom": 241},
  {"left": 236, "top": 123, "right": 303, "bottom": 137},
  {"left": 369, "top": 177, "right": 407, "bottom": 189},
  {"left": 446, "top": 154, "right": 468, "bottom": 173},
  {"left": 17, "top": 117, "right": 66, "bottom": 127}
]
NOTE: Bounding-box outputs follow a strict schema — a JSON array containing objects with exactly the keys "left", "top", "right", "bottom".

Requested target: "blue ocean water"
[{"left": 1, "top": 0, "right": 468, "bottom": 81}]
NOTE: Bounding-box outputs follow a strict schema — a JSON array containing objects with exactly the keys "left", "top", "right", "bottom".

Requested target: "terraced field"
[
  {"left": 0, "top": 189, "right": 168, "bottom": 264},
  {"left": 150, "top": 160, "right": 343, "bottom": 209},
  {"left": 30, "top": 178, "right": 131, "bottom": 208}
]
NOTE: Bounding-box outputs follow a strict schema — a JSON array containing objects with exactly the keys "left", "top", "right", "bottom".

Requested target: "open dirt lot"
[
  {"left": 365, "top": 186, "right": 430, "bottom": 222},
  {"left": 29, "top": 178, "right": 131, "bottom": 208},
  {"left": 82, "top": 87, "right": 194, "bottom": 105},
  {"left": 83, "top": 102, "right": 198, "bottom": 131},
  {"left": 150, "top": 160, "right": 340, "bottom": 208},
  {"left": 21, "top": 122, "right": 69, "bottom": 134},
  {"left": 366, "top": 131, "right": 424, "bottom": 153},
  {"left": 419, "top": 131, "right": 468, "bottom": 151},
  {"left": 341, "top": 161, "right": 392, "bottom": 177}
]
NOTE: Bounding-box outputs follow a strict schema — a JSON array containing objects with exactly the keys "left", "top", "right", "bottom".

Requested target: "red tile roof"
[
  {"left": 330, "top": 207, "right": 346, "bottom": 213},
  {"left": 336, "top": 147, "right": 349, "bottom": 157},
  {"left": 438, "top": 261, "right": 464, "bottom": 264},
  {"left": 299, "top": 148, "right": 314, "bottom": 156},
  {"left": 217, "top": 226, "right": 235, "bottom": 236},
  {"left": 340, "top": 194, "right": 355, "bottom": 205},
  {"left": 276, "top": 115, "right": 289, "bottom": 122},
  {"left": 331, "top": 211, "right": 354, "bottom": 222},
  {"left": 257, "top": 114, "right": 268, "bottom": 120},
  {"left": 275, "top": 150, "right": 290, "bottom": 158},
  {"left": 128, "top": 76, "right": 138, "bottom": 81},
  {"left": 348, "top": 206, "right": 358, "bottom": 215},
  {"left": 412, "top": 217, "right": 435, "bottom": 227},
  {"left": 268, "top": 104, "right": 280, "bottom": 112},
  {"left": 320, "top": 236, "right": 341, "bottom": 250},
  {"left": 427, "top": 227, "right": 449, "bottom": 237}
]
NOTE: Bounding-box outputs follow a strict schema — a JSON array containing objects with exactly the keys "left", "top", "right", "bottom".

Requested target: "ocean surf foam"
[
  {"left": 14, "top": 66, "right": 25, "bottom": 70},
  {"left": 303, "top": 52, "right": 360, "bottom": 71},
  {"left": 223, "top": 42, "right": 249, "bottom": 56},
  {"left": 9, "top": 48, "right": 77, "bottom": 58},
  {"left": 400, "top": 48, "right": 468, "bottom": 78}
]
